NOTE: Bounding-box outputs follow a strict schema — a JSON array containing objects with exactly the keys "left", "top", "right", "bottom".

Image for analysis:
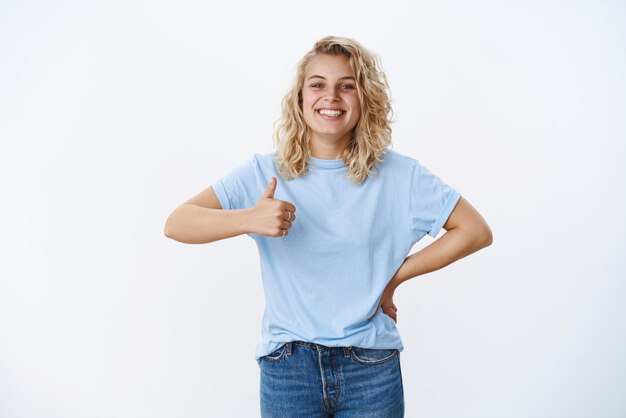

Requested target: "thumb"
[{"left": 261, "top": 177, "right": 276, "bottom": 199}]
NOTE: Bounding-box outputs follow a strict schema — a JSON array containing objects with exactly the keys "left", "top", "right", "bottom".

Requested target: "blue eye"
[{"left": 341, "top": 85, "right": 355, "bottom": 90}]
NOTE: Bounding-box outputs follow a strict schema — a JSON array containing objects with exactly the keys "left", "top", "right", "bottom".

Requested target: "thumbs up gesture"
[{"left": 248, "top": 177, "right": 297, "bottom": 238}]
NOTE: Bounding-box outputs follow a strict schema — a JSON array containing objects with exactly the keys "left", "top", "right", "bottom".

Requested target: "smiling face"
[{"left": 301, "top": 53, "right": 361, "bottom": 152}]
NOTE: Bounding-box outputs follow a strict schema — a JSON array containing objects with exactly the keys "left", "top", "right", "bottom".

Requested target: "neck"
[{"left": 308, "top": 132, "right": 351, "bottom": 160}]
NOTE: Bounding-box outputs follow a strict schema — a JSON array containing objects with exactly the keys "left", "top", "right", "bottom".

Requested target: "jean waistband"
[{"left": 282, "top": 341, "right": 354, "bottom": 358}]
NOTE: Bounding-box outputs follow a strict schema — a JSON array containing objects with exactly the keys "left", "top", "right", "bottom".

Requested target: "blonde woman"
[{"left": 165, "top": 36, "right": 492, "bottom": 417}]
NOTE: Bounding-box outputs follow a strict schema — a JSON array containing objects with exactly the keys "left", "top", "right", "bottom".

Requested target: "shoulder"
[
  {"left": 230, "top": 151, "right": 275, "bottom": 172},
  {"left": 250, "top": 150, "right": 277, "bottom": 166},
  {"left": 378, "top": 148, "right": 419, "bottom": 172},
  {"left": 239, "top": 150, "right": 280, "bottom": 177}
]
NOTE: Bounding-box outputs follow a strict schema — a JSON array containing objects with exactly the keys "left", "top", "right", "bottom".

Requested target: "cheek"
[
  {"left": 346, "top": 94, "right": 360, "bottom": 112},
  {"left": 302, "top": 96, "right": 313, "bottom": 109},
  {"left": 301, "top": 99, "right": 315, "bottom": 123},
  {"left": 301, "top": 98, "right": 314, "bottom": 115},
  {"left": 350, "top": 100, "right": 361, "bottom": 119}
]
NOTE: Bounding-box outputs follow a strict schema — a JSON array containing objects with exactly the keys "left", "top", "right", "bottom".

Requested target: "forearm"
[
  {"left": 164, "top": 204, "right": 252, "bottom": 244},
  {"left": 390, "top": 227, "right": 491, "bottom": 288}
]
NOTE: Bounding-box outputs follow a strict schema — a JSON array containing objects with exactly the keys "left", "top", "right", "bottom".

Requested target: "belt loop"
[
  {"left": 343, "top": 346, "right": 352, "bottom": 358},
  {"left": 285, "top": 341, "right": 292, "bottom": 355}
]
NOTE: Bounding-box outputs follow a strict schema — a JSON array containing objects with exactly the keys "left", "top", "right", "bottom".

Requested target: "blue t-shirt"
[{"left": 211, "top": 148, "right": 461, "bottom": 361}]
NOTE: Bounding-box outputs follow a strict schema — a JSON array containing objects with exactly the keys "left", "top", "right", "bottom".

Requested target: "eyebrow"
[{"left": 307, "top": 75, "right": 356, "bottom": 81}]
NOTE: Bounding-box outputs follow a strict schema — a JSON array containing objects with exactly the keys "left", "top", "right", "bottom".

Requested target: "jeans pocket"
[
  {"left": 350, "top": 347, "right": 398, "bottom": 366},
  {"left": 261, "top": 343, "right": 288, "bottom": 362}
]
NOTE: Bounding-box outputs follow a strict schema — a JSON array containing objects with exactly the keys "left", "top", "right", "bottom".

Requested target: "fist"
[{"left": 248, "top": 177, "right": 297, "bottom": 238}]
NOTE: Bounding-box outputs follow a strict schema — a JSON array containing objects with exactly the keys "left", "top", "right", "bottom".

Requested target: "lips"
[{"left": 316, "top": 108, "right": 345, "bottom": 118}]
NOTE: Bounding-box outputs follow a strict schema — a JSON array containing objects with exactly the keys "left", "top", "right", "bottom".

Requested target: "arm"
[
  {"left": 370, "top": 196, "right": 493, "bottom": 322},
  {"left": 164, "top": 186, "right": 253, "bottom": 244},
  {"left": 164, "top": 177, "right": 297, "bottom": 244},
  {"left": 390, "top": 195, "right": 493, "bottom": 288}
]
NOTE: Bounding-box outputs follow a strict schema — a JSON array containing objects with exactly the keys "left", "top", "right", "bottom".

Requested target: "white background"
[{"left": 1, "top": 1, "right": 624, "bottom": 417}]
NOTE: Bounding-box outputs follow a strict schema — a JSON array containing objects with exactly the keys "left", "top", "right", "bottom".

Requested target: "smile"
[{"left": 317, "top": 109, "right": 345, "bottom": 118}]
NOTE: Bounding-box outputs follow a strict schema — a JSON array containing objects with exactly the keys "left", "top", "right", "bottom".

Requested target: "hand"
[
  {"left": 247, "top": 177, "right": 297, "bottom": 238},
  {"left": 368, "top": 280, "right": 399, "bottom": 323}
]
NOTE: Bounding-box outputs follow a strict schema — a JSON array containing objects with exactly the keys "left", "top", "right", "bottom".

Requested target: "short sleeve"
[
  {"left": 409, "top": 159, "right": 461, "bottom": 239},
  {"left": 210, "top": 154, "right": 261, "bottom": 211}
]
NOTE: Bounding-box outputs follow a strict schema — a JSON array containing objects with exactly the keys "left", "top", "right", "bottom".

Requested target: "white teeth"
[{"left": 318, "top": 109, "right": 343, "bottom": 116}]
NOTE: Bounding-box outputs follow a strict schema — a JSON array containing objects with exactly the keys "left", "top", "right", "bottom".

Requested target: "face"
[{"left": 301, "top": 54, "right": 361, "bottom": 146}]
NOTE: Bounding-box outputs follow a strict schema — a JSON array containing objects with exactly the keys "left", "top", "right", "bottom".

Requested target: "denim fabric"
[{"left": 258, "top": 341, "right": 404, "bottom": 417}]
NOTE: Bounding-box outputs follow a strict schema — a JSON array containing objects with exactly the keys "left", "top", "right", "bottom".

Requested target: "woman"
[{"left": 165, "top": 36, "right": 492, "bottom": 417}]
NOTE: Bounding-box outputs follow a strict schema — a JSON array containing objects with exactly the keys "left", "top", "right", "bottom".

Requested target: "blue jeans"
[{"left": 258, "top": 341, "right": 404, "bottom": 417}]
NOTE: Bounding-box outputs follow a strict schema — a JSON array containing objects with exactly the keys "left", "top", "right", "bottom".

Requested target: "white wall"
[{"left": 1, "top": 0, "right": 624, "bottom": 417}]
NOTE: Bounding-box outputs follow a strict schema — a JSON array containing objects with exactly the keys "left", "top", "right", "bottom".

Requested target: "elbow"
[
  {"left": 461, "top": 222, "right": 492, "bottom": 250},
  {"left": 164, "top": 214, "right": 177, "bottom": 240},
  {"left": 479, "top": 224, "right": 493, "bottom": 248}
]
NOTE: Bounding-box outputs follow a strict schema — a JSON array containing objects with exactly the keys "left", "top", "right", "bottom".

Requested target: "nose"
[{"left": 324, "top": 89, "right": 339, "bottom": 102}]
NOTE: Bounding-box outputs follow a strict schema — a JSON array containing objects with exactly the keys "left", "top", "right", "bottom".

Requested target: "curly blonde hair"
[{"left": 273, "top": 36, "right": 394, "bottom": 184}]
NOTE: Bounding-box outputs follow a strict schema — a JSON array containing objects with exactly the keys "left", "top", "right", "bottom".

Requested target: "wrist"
[
  {"left": 236, "top": 208, "right": 253, "bottom": 235},
  {"left": 389, "top": 275, "right": 402, "bottom": 290}
]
